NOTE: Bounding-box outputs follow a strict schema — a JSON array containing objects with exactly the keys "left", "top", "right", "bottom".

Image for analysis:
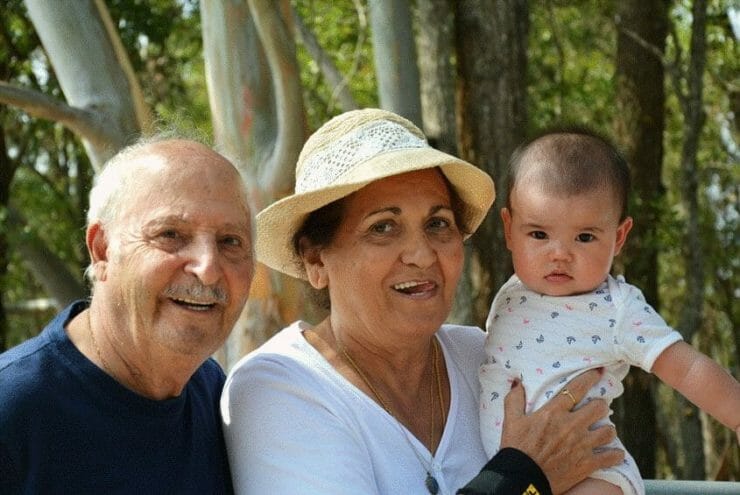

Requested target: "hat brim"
[{"left": 256, "top": 146, "right": 495, "bottom": 280}]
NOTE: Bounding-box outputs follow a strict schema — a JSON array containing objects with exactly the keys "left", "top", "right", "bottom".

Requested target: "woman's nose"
[{"left": 400, "top": 230, "right": 436, "bottom": 268}]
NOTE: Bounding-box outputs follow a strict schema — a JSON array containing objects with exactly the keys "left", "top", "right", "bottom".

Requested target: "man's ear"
[
  {"left": 614, "top": 216, "right": 633, "bottom": 255},
  {"left": 298, "top": 237, "right": 328, "bottom": 289},
  {"left": 500, "top": 208, "right": 513, "bottom": 250},
  {"left": 87, "top": 223, "right": 110, "bottom": 282}
]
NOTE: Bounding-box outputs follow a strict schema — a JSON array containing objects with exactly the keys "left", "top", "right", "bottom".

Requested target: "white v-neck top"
[{"left": 222, "top": 322, "right": 488, "bottom": 495}]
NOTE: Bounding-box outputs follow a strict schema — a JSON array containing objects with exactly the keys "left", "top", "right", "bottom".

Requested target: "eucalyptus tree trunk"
[
  {"left": 454, "top": 0, "right": 528, "bottom": 327},
  {"left": 612, "top": 0, "right": 669, "bottom": 479},
  {"left": 368, "top": 0, "right": 422, "bottom": 126},
  {"left": 414, "top": 0, "right": 474, "bottom": 325},
  {"left": 0, "top": 0, "right": 151, "bottom": 309},
  {"left": 23, "top": 0, "right": 149, "bottom": 171},
  {"left": 201, "top": 0, "right": 308, "bottom": 369}
]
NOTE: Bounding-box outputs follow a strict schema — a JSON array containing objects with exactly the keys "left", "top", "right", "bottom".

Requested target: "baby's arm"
[{"left": 651, "top": 340, "right": 740, "bottom": 437}]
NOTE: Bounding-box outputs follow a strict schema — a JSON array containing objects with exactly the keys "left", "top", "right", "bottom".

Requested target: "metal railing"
[{"left": 645, "top": 480, "right": 740, "bottom": 494}]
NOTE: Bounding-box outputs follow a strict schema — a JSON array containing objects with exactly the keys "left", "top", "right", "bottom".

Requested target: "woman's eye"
[
  {"left": 427, "top": 217, "right": 452, "bottom": 231},
  {"left": 369, "top": 221, "right": 395, "bottom": 234},
  {"left": 577, "top": 233, "right": 595, "bottom": 242},
  {"left": 529, "top": 231, "right": 547, "bottom": 240}
]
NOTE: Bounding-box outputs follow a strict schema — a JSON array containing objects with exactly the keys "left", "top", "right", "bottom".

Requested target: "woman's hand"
[{"left": 500, "top": 368, "right": 624, "bottom": 495}]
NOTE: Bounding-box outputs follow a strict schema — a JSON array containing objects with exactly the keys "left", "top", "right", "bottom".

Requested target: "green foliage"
[
  {"left": 528, "top": 0, "right": 617, "bottom": 132},
  {"left": 293, "top": 0, "right": 378, "bottom": 130},
  {"left": 107, "top": 0, "right": 211, "bottom": 133}
]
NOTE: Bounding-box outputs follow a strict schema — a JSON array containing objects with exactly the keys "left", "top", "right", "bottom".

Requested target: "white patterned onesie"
[{"left": 479, "top": 274, "right": 683, "bottom": 495}]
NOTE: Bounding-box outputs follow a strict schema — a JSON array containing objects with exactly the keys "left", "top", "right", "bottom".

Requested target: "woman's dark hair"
[
  {"left": 292, "top": 199, "right": 345, "bottom": 310},
  {"left": 291, "top": 169, "right": 469, "bottom": 310}
]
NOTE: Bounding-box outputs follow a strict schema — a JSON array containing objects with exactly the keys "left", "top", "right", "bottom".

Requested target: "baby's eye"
[
  {"left": 576, "top": 233, "right": 595, "bottom": 242},
  {"left": 529, "top": 231, "right": 547, "bottom": 240}
]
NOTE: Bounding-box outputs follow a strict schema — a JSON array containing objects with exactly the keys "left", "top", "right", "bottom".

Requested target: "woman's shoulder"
[
  {"left": 438, "top": 323, "right": 485, "bottom": 343},
  {"left": 226, "top": 321, "right": 315, "bottom": 379},
  {"left": 437, "top": 323, "right": 486, "bottom": 363}
]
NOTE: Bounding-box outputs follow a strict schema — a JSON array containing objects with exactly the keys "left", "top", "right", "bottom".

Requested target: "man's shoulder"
[
  {"left": 0, "top": 302, "right": 88, "bottom": 399},
  {"left": 196, "top": 357, "right": 226, "bottom": 380},
  {"left": 0, "top": 330, "right": 52, "bottom": 377},
  {"left": 189, "top": 357, "right": 227, "bottom": 395},
  {"left": 0, "top": 332, "right": 58, "bottom": 427}
]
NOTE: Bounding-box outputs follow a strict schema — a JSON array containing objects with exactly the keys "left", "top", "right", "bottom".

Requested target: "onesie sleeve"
[
  {"left": 611, "top": 277, "right": 683, "bottom": 371},
  {"left": 457, "top": 448, "right": 551, "bottom": 495},
  {"left": 221, "top": 355, "right": 380, "bottom": 495}
]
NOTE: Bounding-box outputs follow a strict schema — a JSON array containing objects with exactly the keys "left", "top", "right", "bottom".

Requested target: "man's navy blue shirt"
[{"left": 0, "top": 301, "right": 233, "bottom": 494}]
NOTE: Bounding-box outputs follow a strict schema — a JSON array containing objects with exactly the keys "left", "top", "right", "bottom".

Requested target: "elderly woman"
[{"left": 221, "top": 109, "right": 621, "bottom": 495}]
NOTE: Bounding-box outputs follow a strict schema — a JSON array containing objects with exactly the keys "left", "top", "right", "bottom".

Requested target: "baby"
[{"left": 479, "top": 127, "right": 740, "bottom": 495}]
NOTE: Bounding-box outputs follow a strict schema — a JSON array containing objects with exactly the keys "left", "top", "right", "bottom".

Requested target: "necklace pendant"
[{"left": 425, "top": 472, "right": 439, "bottom": 494}]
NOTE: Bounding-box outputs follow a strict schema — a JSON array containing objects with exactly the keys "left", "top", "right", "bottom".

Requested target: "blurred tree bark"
[
  {"left": 414, "top": 0, "right": 476, "bottom": 325},
  {"left": 672, "top": 0, "right": 709, "bottom": 480},
  {"left": 612, "top": 0, "right": 669, "bottom": 479},
  {"left": 0, "top": 123, "right": 12, "bottom": 352},
  {"left": 368, "top": 0, "right": 422, "bottom": 126},
  {"left": 454, "top": 0, "right": 528, "bottom": 326}
]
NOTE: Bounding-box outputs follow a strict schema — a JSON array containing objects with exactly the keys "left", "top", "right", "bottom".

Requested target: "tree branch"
[
  {"left": 247, "top": 0, "right": 306, "bottom": 193},
  {"left": 291, "top": 4, "right": 358, "bottom": 112},
  {"left": 615, "top": 20, "right": 688, "bottom": 110},
  {"left": 0, "top": 81, "right": 115, "bottom": 151},
  {"left": 6, "top": 207, "right": 87, "bottom": 308}
]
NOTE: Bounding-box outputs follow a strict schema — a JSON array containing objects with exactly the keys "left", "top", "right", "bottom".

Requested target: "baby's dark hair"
[{"left": 506, "top": 125, "right": 631, "bottom": 220}]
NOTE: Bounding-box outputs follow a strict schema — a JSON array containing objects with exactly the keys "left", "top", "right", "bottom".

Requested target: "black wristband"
[{"left": 457, "top": 447, "right": 552, "bottom": 495}]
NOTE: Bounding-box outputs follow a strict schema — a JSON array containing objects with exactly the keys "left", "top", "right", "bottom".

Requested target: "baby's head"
[{"left": 502, "top": 127, "right": 633, "bottom": 296}]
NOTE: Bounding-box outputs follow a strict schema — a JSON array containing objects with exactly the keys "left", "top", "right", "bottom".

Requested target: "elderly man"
[{"left": 0, "top": 138, "right": 254, "bottom": 493}]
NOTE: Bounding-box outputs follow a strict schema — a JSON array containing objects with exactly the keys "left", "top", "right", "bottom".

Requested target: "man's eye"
[
  {"left": 529, "top": 231, "right": 547, "bottom": 240},
  {"left": 159, "top": 229, "right": 180, "bottom": 239},
  {"left": 220, "top": 236, "right": 242, "bottom": 247},
  {"left": 577, "top": 233, "right": 595, "bottom": 242}
]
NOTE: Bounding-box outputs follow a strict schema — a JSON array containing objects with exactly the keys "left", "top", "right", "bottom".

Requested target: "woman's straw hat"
[{"left": 255, "top": 108, "right": 495, "bottom": 279}]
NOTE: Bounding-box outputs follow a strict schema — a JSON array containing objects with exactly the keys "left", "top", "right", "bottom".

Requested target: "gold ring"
[{"left": 560, "top": 388, "right": 577, "bottom": 408}]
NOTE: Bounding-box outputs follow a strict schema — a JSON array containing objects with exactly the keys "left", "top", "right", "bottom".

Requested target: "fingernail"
[{"left": 511, "top": 380, "right": 519, "bottom": 389}]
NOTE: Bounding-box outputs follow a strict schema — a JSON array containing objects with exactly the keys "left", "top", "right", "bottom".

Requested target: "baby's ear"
[
  {"left": 614, "top": 217, "right": 633, "bottom": 255},
  {"left": 500, "top": 208, "right": 513, "bottom": 249}
]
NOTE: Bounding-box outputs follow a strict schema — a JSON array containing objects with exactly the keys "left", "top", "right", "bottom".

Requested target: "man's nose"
[{"left": 184, "top": 237, "right": 222, "bottom": 286}]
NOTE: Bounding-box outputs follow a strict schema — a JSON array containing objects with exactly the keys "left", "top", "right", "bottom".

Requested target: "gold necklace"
[
  {"left": 87, "top": 311, "right": 113, "bottom": 376},
  {"left": 339, "top": 337, "right": 445, "bottom": 494}
]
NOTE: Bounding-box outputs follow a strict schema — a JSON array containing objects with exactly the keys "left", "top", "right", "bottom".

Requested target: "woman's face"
[{"left": 305, "top": 169, "right": 464, "bottom": 342}]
